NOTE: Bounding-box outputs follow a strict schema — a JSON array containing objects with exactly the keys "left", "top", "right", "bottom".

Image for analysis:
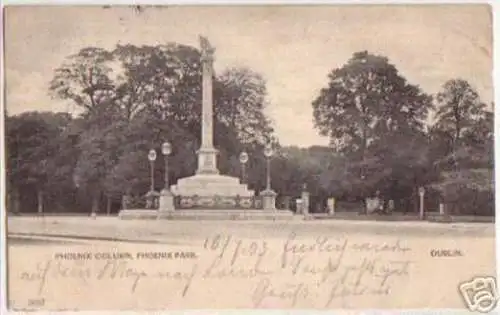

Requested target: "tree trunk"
[
  {"left": 360, "top": 119, "right": 368, "bottom": 215},
  {"left": 413, "top": 190, "right": 419, "bottom": 214},
  {"left": 91, "top": 192, "right": 100, "bottom": 215},
  {"left": 9, "top": 187, "right": 21, "bottom": 214},
  {"left": 15, "top": 188, "right": 20, "bottom": 214},
  {"left": 106, "top": 196, "right": 111, "bottom": 216},
  {"left": 37, "top": 189, "right": 44, "bottom": 215}
]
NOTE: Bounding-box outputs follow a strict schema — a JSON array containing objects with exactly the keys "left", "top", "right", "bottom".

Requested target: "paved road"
[
  {"left": 8, "top": 234, "right": 150, "bottom": 246},
  {"left": 7, "top": 216, "right": 494, "bottom": 245}
]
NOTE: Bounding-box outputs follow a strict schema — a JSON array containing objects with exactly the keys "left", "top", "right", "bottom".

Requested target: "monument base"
[
  {"left": 118, "top": 209, "right": 158, "bottom": 220},
  {"left": 170, "top": 173, "right": 254, "bottom": 197},
  {"left": 119, "top": 209, "right": 295, "bottom": 220}
]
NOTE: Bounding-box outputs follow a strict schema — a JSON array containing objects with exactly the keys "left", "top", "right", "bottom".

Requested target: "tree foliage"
[
  {"left": 6, "top": 112, "right": 75, "bottom": 213},
  {"left": 312, "top": 51, "right": 434, "bottom": 206},
  {"left": 429, "top": 80, "right": 493, "bottom": 214},
  {"left": 7, "top": 47, "right": 493, "bottom": 216},
  {"left": 434, "top": 79, "right": 486, "bottom": 146},
  {"left": 311, "top": 53, "right": 492, "bottom": 215},
  {"left": 50, "top": 48, "right": 115, "bottom": 120},
  {"left": 313, "top": 51, "right": 432, "bottom": 157},
  {"left": 7, "top": 42, "right": 275, "bottom": 214}
]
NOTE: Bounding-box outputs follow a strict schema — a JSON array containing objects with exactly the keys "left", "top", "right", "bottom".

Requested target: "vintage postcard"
[{"left": 3, "top": 4, "right": 496, "bottom": 312}]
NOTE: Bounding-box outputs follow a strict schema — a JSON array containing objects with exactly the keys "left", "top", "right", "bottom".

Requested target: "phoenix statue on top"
[{"left": 199, "top": 35, "right": 215, "bottom": 59}]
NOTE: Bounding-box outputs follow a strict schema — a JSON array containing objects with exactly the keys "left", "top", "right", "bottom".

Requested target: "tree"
[
  {"left": 430, "top": 81, "right": 493, "bottom": 215},
  {"left": 47, "top": 42, "right": 277, "bottom": 211},
  {"left": 432, "top": 81, "right": 491, "bottom": 171},
  {"left": 49, "top": 47, "right": 116, "bottom": 126},
  {"left": 6, "top": 112, "right": 73, "bottom": 213},
  {"left": 103, "top": 110, "right": 198, "bottom": 198},
  {"left": 312, "top": 51, "right": 433, "bottom": 208},
  {"left": 213, "top": 67, "right": 275, "bottom": 178},
  {"left": 112, "top": 44, "right": 201, "bottom": 123},
  {"left": 72, "top": 120, "right": 128, "bottom": 214},
  {"left": 215, "top": 67, "right": 274, "bottom": 146},
  {"left": 434, "top": 79, "right": 486, "bottom": 149},
  {"left": 313, "top": 51, "right": 432, "bottom": 159}
]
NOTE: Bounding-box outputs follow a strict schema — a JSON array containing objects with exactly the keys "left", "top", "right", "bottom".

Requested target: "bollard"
[
  {"left": 439, "top": 203, "right": 445, "bottom": 216},
  {"left": 302, "top": 193, "right": 309, "bottom": 215},
  {"left": 327, "top": 198, "right": 336, "bottom": 215},
  {"left": 418, "top": 187, "right": 425, "bottom": 220},
  {"left": 388, "top": 199, "right": 395, "bottom": 214},
  {"left": 296, "top": 199, "right": 303, "bottom": 214}
]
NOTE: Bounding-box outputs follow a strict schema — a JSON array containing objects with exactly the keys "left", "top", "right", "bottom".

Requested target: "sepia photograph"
[{"left": 2, "top": 4, "right": 496, "bottom": 312}]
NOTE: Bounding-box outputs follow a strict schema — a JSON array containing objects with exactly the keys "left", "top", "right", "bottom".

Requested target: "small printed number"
[{"left": 28, "top": 298, "right": 45, "bottom": 307}]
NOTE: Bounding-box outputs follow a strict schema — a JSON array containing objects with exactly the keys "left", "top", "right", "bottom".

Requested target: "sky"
[{"left": 4, "top": 5, "right": 493, "bottom": 147}]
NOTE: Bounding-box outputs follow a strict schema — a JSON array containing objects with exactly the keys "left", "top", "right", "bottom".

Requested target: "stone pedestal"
[
  {"left": 261, "top": 189, "right": 277, "bottom": 210},
  {"left": 419, "top": 195, "right": 425, "bottom": 219},
  {"left": 158, "top": 189, "right": 175, "bottom": 212},
  {"left": 366, "top": 197, "right": 381, "bottom": 214},
  {"left": 296, "top": 199, "right": 303, "bottom": 214},
  {"left": 171, "top": 174, "right": 254, "bottom": 197},
  {"left": 437, "top": 203, "right": 452, "bottom": 222},
  {"left": 301, "top": 191, "right": 310, "bottom": 215},
  {"left": 121, "top": 195, "right": 131, "bottom": 210},
  {"left": 388, "top": 199, "right": 395, "bottom": 213},
  {"left": 327, "top": 198, "right": 336, "bottom": 215},
  {"left": 196, "top": 147, "right": 219, "bottom": 175}
]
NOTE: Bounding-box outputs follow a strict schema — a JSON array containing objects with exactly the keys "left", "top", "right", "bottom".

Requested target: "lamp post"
[
  {"left": 360, "top": 174, "right": 366, "bottom": 214},
  {"left": 158, "top": 141, "right": 175, "bottom": 215},
  {"left": 418, "top": 186, "right": 425, "bottom": 220},
  {"left": 301, "top": 183, "right": 310, "bottom": 216},
  {"left": 263, "top": 144, "right": 274, "bottom": 191},
  {"left": 261, "top": 143, "right": 277, "bottom": 211},
  {"left": 148, "top": 149, "right": 157, "bottom": 192},
  {"left": 161, "top": 141, "right": 172, "bottom": 191},
  {"left": 239, "top": 151, "right": 249, "bottom": 184}
]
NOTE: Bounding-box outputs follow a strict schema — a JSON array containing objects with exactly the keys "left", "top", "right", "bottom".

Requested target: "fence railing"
[
  {"left": 174, "top": 195, "right": 263, "bottom": 210},
  {"left": 122, "top": 194, "right": 158, "bottom": 210},
  {"left": 122, "top": 193, "right": 265, "bottom": 210}
]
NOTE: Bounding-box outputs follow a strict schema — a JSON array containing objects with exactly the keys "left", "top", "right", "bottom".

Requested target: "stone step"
[
  {"left": 173, "top": 191, "right": 255, "bottom": 197},
  {"left": 119, "top": 209, "right": 296, "bottom": 221},
  {"left": 175, "top": 175, "right": 241, "bottom": 185},
  {"left": 173, "top": 184, "right": 251, "bottom": 191},
  {"left": 171, "top": 174, "right": 255, "bottom": 197}
]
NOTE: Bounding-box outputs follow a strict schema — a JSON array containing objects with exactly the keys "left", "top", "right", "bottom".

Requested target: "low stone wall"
[
  {"left": 427, "top": 213, "right": 494, "bottom": 223},
  {"left": 310, "top": 212, "right": 494, "bottom": 223},
  {"left": 158, "top": 209, "right": 295, "bottom": 220},
  {"left": 312, "top": 213, "right": 421, "bottom": 221},
  {"left": 118, "top": 209, "right": 158, "bottom": 220},
  {"left": 118, "top": 209, "right": 295, "bottom": 221}
]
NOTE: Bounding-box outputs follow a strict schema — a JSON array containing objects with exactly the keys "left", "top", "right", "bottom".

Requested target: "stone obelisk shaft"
[
  {"left": 197, "top": 41, "right": 218, "bottom": 174},
  {"left": 202, "top": 55, "right": 214, "bottom": 149}
]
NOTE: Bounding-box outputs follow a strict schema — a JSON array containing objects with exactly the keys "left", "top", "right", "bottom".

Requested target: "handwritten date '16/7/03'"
[
  {"left": 201, "top": 233, "right": 412, "bottom": 307},
  {"left": 18, "top": 233, "right": 413, "bottom": 308}
]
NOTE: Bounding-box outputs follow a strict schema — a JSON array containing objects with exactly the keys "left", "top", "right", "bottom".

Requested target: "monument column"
[{"left": 197, "top": 36, "right": 219, "bottom": 175}]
